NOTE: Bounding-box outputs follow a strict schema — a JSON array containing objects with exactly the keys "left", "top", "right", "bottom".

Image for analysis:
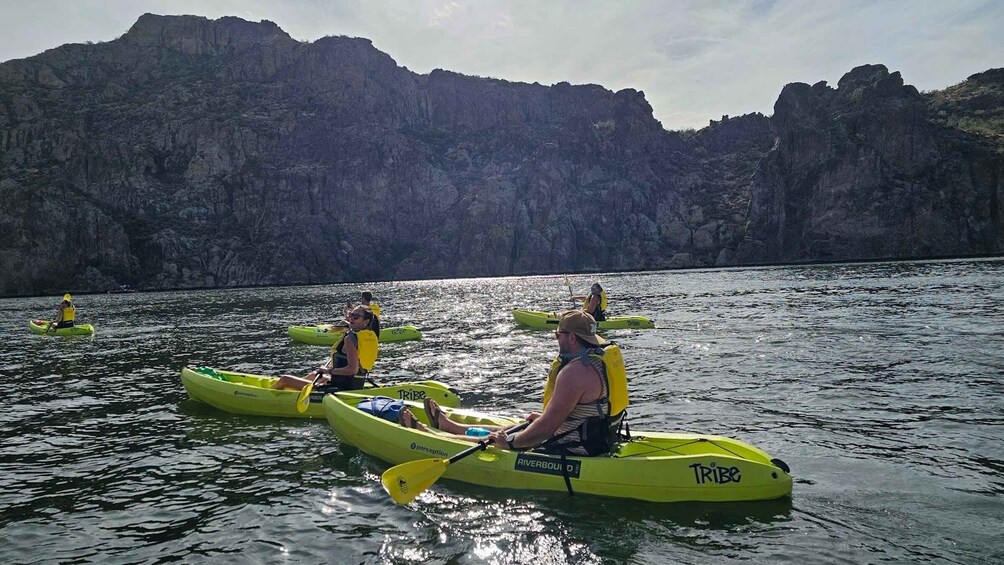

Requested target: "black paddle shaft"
[{"left": 446, "top": 422, "right": 530, "bottom": 465}]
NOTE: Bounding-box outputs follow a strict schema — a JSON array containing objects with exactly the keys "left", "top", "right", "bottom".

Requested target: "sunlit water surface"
[{"left": 1, "top": 259, "right": 1002, "bottom": 564}]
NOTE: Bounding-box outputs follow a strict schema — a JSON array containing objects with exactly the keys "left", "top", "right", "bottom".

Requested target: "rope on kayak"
[{"left": 614, "top": 437, "right": 746, "bottom": 460}]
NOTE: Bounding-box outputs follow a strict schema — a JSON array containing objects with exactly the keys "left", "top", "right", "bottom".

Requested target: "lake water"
[{"left": 1, "top": 258, "right": 1002, "bottom": 564}]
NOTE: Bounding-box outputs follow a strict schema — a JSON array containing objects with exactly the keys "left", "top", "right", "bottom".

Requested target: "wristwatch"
[{"left": 506, "top": 434, "right": 518, "bottom": 450}]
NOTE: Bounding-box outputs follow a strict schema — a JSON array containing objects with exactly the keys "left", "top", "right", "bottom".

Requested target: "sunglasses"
[{"left": 348, "top": 313, "right": 364, "bottom": 320}]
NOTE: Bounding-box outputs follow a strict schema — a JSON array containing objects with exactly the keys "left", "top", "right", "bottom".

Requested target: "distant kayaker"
[
  {"left": 52, "top": 293, "right": 76, "bottom": 329},
  {"left": 273, "top": 306, "right": 380, "bottom": 392},
  {"left": 571, "top": 282, "right": 607, "bottom": 321},
  {"left": 398, "top": 310, "right": 628, "bottom": 456},
  {"left": 343, "top": 291, "right": 377, "bottom": 331},
  {"left": 345, "top": 290, "right": 381, "bottom": 320}
]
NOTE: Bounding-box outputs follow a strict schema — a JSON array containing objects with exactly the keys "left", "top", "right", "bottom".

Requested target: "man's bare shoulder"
[{"left": 557, "top": 356, "right": 599, "bottom": 379}]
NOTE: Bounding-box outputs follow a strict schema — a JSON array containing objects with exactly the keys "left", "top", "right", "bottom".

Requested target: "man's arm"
[{"left": 501, "top": 363, "right": 588, "bottom": 448}]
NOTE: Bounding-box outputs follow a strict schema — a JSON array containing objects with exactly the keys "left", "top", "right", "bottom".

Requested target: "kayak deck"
[
  {"left": 512, "top": 309, "right": 655, "bottom": 330},
  {"left": 324, "top": 393, "right": 791, "bottom": 503},
  {"left": 180, "top": 366, "right": 460, "bottom": 419},
  {"left": 29, "top": 320, "right": 95, "bottom": 336},
  {"left": 288, "top": 324, "right": 422, "bottom": 345}
]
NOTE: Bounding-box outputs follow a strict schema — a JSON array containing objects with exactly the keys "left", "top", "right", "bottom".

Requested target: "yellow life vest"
[
  {"left": 367, "top": 302, "right": 381, "bottom": 318},
  {"left": 356, "top": 329, "right": 378, "bottom": 370},
  {"left": 329, "top": 329, "right": 379, "bottom": 373},
  {"left": 542, "top": 344, "right": 628, "bottom": 417},
  {"left": 598, "top": 290, "right": 608, "bottom": 312},
  {"left": 63, "top": 304, "right": 76, "bottom": 322}
]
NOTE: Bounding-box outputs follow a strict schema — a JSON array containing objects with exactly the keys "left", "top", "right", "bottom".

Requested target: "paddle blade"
[
  {"left": 295, "top": 384, "right": 313, "bottom": 413},
  {"left": 381, "top": 458, "right": 449, "bottom": 505}
]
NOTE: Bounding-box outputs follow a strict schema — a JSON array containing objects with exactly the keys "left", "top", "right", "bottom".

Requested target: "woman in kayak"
[
  {"left": 272, "top": 306, "right": 379, "bottom": 391},
  {"left": 571, "top": 282, "right": 607, "bottom": 322},
  {"left": 397, "top": 310, "right": 627, "bottom": 456},
  {"left": 52, "top": 293, "right": 76, "bottom": 329}
]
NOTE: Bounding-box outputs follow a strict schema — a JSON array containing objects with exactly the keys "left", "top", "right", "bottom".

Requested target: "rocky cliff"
[
  {"left": 739, "top": 65, "right": 1004, "bottom": 263},
  {"left": 1, "top": 14, "right": 1001, "bottom": 295}
]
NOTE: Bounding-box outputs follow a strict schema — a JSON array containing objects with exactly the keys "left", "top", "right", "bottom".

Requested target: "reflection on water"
[{"left": 1, "top": 258, "right": 1002, "bottom": 563}]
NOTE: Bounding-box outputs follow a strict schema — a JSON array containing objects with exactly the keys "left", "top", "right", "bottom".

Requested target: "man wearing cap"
[
  {"left": 490, "top": 309, "right": 627, "bottom": 455},
  {"left": 406, "top": 310, "right": 628, "bottom": 456},
  {"left": 53, "top": 294, "right": 76, "bottom": 329}
]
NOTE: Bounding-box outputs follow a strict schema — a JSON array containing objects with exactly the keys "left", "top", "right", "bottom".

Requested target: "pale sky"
[{"left": 1, "top": 0, "right": 1001, "bottom": 131}]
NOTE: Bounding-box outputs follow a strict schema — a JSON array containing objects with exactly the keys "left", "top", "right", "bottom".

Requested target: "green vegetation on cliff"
[{"left": 928, "top": 68, "right": 1004, "bottom": 147}]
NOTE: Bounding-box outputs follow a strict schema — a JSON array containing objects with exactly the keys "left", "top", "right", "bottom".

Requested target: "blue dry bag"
[{"left": 356, "top": 396, "right": 405, "bottom": 423}]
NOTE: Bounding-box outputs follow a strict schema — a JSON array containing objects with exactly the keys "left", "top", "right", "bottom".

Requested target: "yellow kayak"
[
  {"left": 288, "top": 324, "right": 422, "bottom": 345},
  {"left": 29, "top": 320, "right": 95, "bottom": 336},
  {"left": 512, "top": 309, "right": 655, "bottom": 330},
  {"left": 323, "top": 393, "right": 792, "bottom": 503},
  {"left": 181, "top": 367, "right": 460, "bottom": 419}
]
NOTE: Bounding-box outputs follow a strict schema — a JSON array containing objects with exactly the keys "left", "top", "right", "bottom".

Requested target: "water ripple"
[{"left": 1, "top": 258, "right": 1003, "bottom": 563}]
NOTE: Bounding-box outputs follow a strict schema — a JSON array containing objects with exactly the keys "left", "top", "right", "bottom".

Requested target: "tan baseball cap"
[{"left": 557, "top": 310, "right": 607, "bottom": 346}]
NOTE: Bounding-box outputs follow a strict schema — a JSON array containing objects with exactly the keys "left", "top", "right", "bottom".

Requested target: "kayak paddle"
[
  {"left": 381, "top": 421, "right": 530, "bottom": 505},
  {"left": 295, "top": 371, "right": 326, "bottom": 413}
]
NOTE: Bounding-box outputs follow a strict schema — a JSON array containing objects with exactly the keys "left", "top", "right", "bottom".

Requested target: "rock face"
[
  {"left": 738, "top": 65, "right": 1004, "bottom": 263},
  {"left": 0, "top": 15, "right": 1001, "bottom": 295}
]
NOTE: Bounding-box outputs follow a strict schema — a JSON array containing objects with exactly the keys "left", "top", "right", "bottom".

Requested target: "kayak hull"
[
  {"left": 323, "top": 394, "right": 791, "bottom": 503},
  {"left": 29, "top": 320, "right": 95, "bottom": 336},
  {"left": 180, "top": 367, "right": 460, "bottom": 419},
  {"left": 512, "top": 309, "right": 655, "bottom": 330},
  {"left": 288, "top": 324, "right": 422, "bottom": 345}
]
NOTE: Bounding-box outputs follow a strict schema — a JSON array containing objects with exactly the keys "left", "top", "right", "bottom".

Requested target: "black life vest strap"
[
  {"left": 541, "top": 425, "right": 578, "bottom": 446},
  {"left": 619, "top": 414, "right": 631, "bottom": 441},
  {"left": 560, "top": 451, "right": 575, "bottom": 496}
]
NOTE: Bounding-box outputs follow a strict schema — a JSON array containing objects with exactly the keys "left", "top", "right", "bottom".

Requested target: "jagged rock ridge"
[
  {"left": 0, "top": 14, "right": 1001, "bottom": 295},
  {"left": 739, "top": 65, "right": 1003, "bottom": 262}
]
